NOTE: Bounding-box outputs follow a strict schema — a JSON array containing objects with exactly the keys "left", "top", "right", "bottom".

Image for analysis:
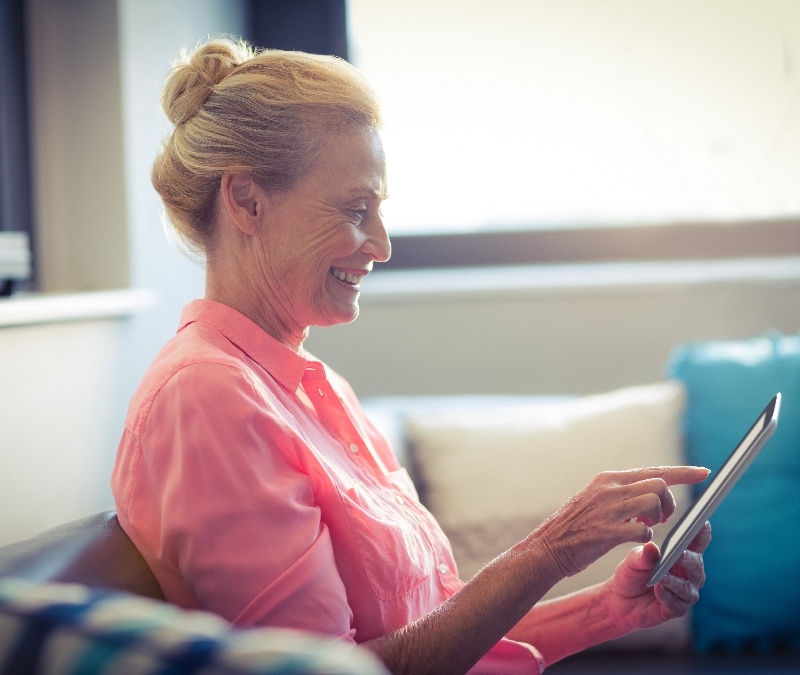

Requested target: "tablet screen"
[{"left": 646, "top": 392, "right": 781, "bottom": 587}]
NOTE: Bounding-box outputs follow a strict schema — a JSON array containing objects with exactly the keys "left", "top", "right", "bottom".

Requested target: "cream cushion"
[{"left": 405, "top": 380, "right": 691, "bottom": 650}]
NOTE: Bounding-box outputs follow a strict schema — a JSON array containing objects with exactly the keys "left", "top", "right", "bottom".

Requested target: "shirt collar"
[{"left": 178, "top": 299, "right": 311, "bottom": 392}]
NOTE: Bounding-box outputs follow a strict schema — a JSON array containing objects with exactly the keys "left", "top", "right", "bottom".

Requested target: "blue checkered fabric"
[{"left": 0, "top": 577, "right": 386, "bottom": 674}]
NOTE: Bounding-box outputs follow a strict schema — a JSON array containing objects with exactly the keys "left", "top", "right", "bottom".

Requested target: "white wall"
[
  {"left": 305, "top": 261, "right": 800, "bottom": 398},
  {"left": 0, "top": 0, "right": 245, "bottom": 546},
  {"left": 0, "top": 318, "right": 126, "bottom": 545}
]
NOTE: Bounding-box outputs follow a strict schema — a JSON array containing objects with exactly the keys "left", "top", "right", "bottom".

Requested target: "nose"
[{"left": 363, "top": 212, "right": 391, "bottom": 263}]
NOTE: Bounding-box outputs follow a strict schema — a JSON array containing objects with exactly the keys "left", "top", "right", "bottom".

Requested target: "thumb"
[
  {"left": 614, "top": 543, "right": 661, "bottom": 596},
  {"left": 641, "top": 541, "right": 661, "bottom": 567},
  {"left": 625, "top": 541, "right": 660, "bottom": 572}
]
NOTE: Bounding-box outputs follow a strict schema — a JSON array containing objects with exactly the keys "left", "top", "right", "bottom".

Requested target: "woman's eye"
[{"left": 350, "top": 205, "right": 369, "bottom": 223}]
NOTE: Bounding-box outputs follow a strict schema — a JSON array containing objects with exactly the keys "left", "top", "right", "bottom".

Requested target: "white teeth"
[{"left": 331, "top": 269, "right": 364, "bottom": 285}]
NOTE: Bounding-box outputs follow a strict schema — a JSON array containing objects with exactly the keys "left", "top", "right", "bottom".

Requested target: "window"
[
  {"left": 347, "top": 0, "right": 800, "bottom": 267},
  {"left": 0, "top": 0, "right": 34, "bottom": 292},
  {"left": 246, "top": 0, "right": 348, "bottom": 59}
]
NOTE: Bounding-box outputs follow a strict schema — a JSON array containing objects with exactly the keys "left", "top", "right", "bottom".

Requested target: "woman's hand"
[
  {"left": 533, "top": 466, "right": 710, "bottom": 579},
  {"left": 511, "top": 519, "right": 711, "bottom": 665},
  {"left": 605, "top": 521, "right": 712, "bottom": 633}
]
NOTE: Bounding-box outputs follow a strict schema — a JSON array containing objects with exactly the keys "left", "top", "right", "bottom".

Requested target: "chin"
[{"left": 317, "top": 304, "right": 360, "bottom": 328}]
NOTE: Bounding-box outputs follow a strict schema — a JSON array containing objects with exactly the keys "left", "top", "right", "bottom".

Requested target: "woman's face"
[{"left": 253, "top": 127, "right": 391, "bottom": 344}]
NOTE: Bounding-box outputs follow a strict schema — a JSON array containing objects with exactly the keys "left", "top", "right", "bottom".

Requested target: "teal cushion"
[
  {"left": 667, "top": 334, "right": 800, "bottom": 652},
  {"left": 0, "top": 577, "right": 386, "bottom": 674}
]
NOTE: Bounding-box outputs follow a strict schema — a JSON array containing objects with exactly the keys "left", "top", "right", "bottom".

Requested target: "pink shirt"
[{"left": 112, "top": 299, "right": 544, "bottom": 673}]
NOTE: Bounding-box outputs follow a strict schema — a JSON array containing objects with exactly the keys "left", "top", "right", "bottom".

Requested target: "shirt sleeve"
[{"left": 115, "top": 360, "right": 355, "bottom": 639}]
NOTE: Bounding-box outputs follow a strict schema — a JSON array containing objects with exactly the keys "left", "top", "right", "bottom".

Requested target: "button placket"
[
  {"left": 402, "top": 497, "right": 458, "bottom": 583},
  {"left": 302, "top": 364, "right": 380, "bottom": 471}
]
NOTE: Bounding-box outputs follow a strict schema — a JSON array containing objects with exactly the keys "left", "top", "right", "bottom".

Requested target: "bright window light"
[{"left": 348, "top": 0, "right": 800, "bottom": 234}]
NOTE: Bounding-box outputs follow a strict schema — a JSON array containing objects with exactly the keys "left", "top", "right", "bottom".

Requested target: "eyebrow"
[
  {"left": 349, "top": 185, "right": 389, "bottom": 201},
  {"left": 376, "top": 175, "right": 389, "bottom": 201}
]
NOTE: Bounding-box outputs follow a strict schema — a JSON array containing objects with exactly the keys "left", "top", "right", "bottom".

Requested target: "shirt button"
[
  {"left": 438, "top": 563, "right": 449, "bottom": 575},
  {"left": 348, "top": 443, "right": 359, "bottom": 453},
  {"left": 395, "top": 494, "right": 405, "bottom": 505}
]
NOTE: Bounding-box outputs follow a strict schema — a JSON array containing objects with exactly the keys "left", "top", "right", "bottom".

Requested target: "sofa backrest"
[{"left": 0, "top": 511, "right": 163, "bottom": 600}]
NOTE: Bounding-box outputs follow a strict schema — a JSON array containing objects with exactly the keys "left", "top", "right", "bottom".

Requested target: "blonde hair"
[{"left": 151, "top": 37, "right": 383, "bottom": 255}]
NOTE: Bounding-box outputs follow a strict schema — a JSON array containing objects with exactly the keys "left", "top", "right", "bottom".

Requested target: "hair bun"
[{"left": 162, "top": 39, "right": 253, "bottom": 126}]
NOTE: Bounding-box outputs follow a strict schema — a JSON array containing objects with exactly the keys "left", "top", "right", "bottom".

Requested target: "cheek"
[
  {"left": 300, "top": 224, "right": 353, "bottom": 267},
  {"left": 268, "top": 225, "right": 331, "bottom": 268},
  {"left": 286, "top": 229, "right": 346, "bottom": 298}
]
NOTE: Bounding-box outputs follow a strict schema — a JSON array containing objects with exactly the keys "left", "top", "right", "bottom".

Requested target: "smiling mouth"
[{"left": 330, "top": 268, "right": 366, "bottom": 286}]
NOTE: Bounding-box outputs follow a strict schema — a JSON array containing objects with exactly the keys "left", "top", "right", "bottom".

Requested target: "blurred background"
[{"left": 0, "top": 0, "right": 797, "bottom": 543}]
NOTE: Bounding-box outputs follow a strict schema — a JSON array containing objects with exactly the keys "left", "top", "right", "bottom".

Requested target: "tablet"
[{"left": 646, "top": 392, "right": 781, "bottom": 587}]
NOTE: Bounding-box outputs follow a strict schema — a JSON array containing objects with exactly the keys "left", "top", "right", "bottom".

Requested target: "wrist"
[
  {"left": 595, "top": 577, "right": 639, "bottom": 639},
  {"left": 520, "top": 531, "right": 570, "bottom": 590},
  {"left": 512, "top": 579, "right": 628, "bottom": 665}
]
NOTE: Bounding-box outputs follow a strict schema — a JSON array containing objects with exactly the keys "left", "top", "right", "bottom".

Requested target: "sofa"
[
  {"left": 361, "top": 332, "right": 800, "bottom": 672},
  {"left": 0, "top": 513, "right": 387, "bottom": 675},
  {"left": 1, "top": 333, "right": 798, "bottom": 673}
]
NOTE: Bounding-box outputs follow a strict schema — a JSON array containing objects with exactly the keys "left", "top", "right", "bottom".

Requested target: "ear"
[{"left": 219, "top": 172, "right": 263, "bottom": 235}]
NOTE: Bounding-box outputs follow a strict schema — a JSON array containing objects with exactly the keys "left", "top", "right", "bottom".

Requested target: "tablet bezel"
[{"left": 646, "top": 392, "right": 781, "bottom": 587}]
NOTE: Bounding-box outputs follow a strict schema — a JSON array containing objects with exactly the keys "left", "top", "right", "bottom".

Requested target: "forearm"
[
  {"left": 362, "top": 466, "right": 710, "bottom": 673},
  {"left": 506, "top": 581, "right": 624, "bottom": 666},
  {"left": 363, "top": 535, "right": 565, "bottom": 675}
]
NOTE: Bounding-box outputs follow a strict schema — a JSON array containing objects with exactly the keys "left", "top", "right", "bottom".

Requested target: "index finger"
[{"left": 627, "top": 466, "right": 710, "bottom": 486}]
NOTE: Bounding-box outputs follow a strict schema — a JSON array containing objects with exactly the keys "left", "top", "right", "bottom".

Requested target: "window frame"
[
  {"left": 377, "top": 218, "right": 800, "bottom": 270},
  {"left": 0, "top": 0, "right": 35, "bottom": 292}
]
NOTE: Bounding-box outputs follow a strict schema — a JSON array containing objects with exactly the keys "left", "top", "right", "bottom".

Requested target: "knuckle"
[
  {"left": 638, "top": 523, "right": 653, "bottom": 542},
  {"left": 644, "top": 493, "right": 663, "bottom": 517},
  {"left": 685, "top": 579, "right": 700, "bottom": 604},
  {"left": 653, "top": 477, "right": 668, "bottom": 493},
  {"left": 596, "top": 470, "right": 617, "bottom": 484}
]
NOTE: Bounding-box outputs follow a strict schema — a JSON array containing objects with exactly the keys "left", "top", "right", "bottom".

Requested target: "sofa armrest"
[{"left": 0, "top": 511, "right": 163, "bottom": 600}]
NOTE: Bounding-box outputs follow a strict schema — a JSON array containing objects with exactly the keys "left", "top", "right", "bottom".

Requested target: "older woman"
[{"left": 112, "top": 38, "right": 711, "bottom": 674}]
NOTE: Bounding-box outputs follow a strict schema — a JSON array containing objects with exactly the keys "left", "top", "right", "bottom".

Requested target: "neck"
[{"left": 204, "top": 263, "right": 308, "bottom": 353}]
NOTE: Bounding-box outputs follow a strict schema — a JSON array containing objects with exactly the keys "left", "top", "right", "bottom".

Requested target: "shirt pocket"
[
  {"left": 387, "top": 468, "right": 462, "bottom": 587},
  {"left": 338, "top": 475, "right": 432, "bottom": 601}
]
